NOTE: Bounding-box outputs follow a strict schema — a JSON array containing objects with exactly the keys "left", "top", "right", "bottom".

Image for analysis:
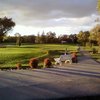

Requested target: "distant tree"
[
  {"left": 46, "top": 31, "right": 56, "bottom": 43},
  {"left": 58, "top": 34, "right": 78, "bottom": 44},
  {"left": 69, "top": 34, "right": 78, "bottom": 44},
  {"left": 77, "top": 31, "right": 83, "bottom": 45},
  {"left": 35, "top": 31, "right": 57, "bottom": 44},
  {"left": 83, "top": 31, "right": 90, "bottom": 46},
  {"left": 35, "top": 32, "right": 41, "bottom": 43},
  {"left": 0, "top": 16, "right": 15, "bottom": 43},
  {"left": 27, "top": 35, "right": 35, "bottom": 43},
  {"left": 40, "top": 31, "right": 46, "bottom": 43},
  {"left": 58, "top": 34, "right": 68, "bottom": 41},
  {"left": 97, "top": 0, "right": 100, "bottom": 15},
  {"left": 4, "top": 36, "right": 16, "bottom": 43},
  {"left": 15, "top": 33, "right": 22, "bottom": 46},
  {"left": 73, "top": 34, "right": 78, "bottom": 44},
  {"left": 77, "top": 31, "right": 90, "bottom": 46}
]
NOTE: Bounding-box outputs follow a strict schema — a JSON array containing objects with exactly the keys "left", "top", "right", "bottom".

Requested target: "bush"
[
  {"left": 44, "top": 58, "right": 52, "bottom": 68},
  {"left": 29, "top": 58, "right": 38, "bottom": 68},
  {"left": 71, "top": 52, "right": 78, "bottom": 63},
  {"left": 92, "top": 48, "right": 97, "bottom": 54},
  {"left": 72, "top": 52, "right": 77, "bottom": 58},
  {"left": 16, "top": 63, "right": 22, "bottom": 69}
]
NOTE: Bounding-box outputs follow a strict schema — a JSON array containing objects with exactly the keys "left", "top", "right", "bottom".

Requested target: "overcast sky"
[{"left": 0, "top": 0, "right": 99, "bottom": 36}]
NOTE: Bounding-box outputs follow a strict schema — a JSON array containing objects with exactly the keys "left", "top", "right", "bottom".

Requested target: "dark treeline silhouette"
[{"left": 4, "top": 32, "right": 78, "bottom": 45}]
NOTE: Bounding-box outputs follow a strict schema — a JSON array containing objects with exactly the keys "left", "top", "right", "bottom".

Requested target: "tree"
[
  {"left": 46, "top": 31, "right": 56, "bottom": 43},
  {"left": 28, "top": 35, "right": 36, "bottom": 43},
  {"left": 35, "top": 32, "right": 41, "bottom": 43},
  {"left": 15, "top": 33, "right": 22, "bottom": 46},
  {"left": 40, "top": 31, "right": 46, "bottom": 43},
  {"left": 69, "top": 34, "right": 78, "bottom": 44},
  {"left": 0, "top": 16, "right": 15, "bottom": 43},
  {"left": 4, "top": 36, "right": 16, "bottom": 43},
  {"left": 77, "top": 31, "right": 84, "bottom": 45},
  {"left": 90, "top": 24, "right": 100, "bottom": 46},
  {"left": 77, "top": 31, "right": 90, "bottom": 46},
  {"left": 97, "top": 0, "right": 100, "bottom": 15}
]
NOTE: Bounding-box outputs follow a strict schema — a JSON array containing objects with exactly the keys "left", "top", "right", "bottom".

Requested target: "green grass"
[
  {"left": 83, "top": 46, "right": 99, "bottom": 51},
  {"left": 91, "top": 54, "right": 100, "bottom": 59},
  {"left": 0, "top": 44, "right": 77, "bottom": 68}
]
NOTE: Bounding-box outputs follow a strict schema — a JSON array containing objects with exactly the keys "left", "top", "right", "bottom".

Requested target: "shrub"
[
  {"left": 72, "top": 52, "right": 77, "bottom": 58},
  {"left": 92, "top": 48, "right": 97, "bottom": 54},
  {"left": 71, "top": 52, "right": 78, "bottom": 63},
  {"left": 16, "top": 63, "right": 22, "bottom": 69},
  {"left": 44, "top": 58, "right": 52, "bottom": 68},
  {"left": 29, "top": 58, "right": 38, "bottom": 68}
]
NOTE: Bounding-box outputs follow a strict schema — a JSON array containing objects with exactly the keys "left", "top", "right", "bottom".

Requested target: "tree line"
[
  {"left": 4, "top": 32, "right": 78, "bottom": 45},
  {"left": 0, "top": 16, "right": 100, "bottom": 47}
]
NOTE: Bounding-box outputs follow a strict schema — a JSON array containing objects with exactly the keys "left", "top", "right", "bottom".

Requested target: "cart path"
[{"left": 77, "top": 48, "right": 100, "bottom": 65}]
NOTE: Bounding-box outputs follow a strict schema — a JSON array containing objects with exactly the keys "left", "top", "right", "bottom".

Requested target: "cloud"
[
  {"left": 0, "top": 0, "right": 98, "bottom": 35},
  {"left": 0, "top": 0, "right": 97, "bottom": 19}
]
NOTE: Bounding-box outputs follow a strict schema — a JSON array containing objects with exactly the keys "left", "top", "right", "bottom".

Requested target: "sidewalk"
[{"left": 78, "top": 48, "right": 100, "bottom": 65}]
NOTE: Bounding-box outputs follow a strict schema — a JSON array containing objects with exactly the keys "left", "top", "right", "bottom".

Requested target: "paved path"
[
  {"left": 78, "top": 48, "right": 100, "bottom": 65},
  {"left": 0, "top": 50, "right": 100, "bottom": 100}
]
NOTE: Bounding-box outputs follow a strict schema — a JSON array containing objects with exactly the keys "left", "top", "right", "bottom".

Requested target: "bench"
[{"left": 54, "top": 54, "right": 72, "bottom": 65}]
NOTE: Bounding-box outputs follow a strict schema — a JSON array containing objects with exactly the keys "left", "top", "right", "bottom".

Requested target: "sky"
[{"left": 0, "top": 0, "right": 99, "bottom": 36}]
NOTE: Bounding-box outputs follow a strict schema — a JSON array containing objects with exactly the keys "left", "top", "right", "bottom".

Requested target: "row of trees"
[
  {"left": 77, "top": 24, "right": 100, "bottom": 47},
  {"left": 0, "top": 16, "right": 100, "bottom": 47},
  {"left": 4, "top": 32, "right": 78, "bottom": 45}
]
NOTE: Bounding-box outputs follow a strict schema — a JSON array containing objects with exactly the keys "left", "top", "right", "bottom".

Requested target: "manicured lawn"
[{"left": 0, "top": 44, "right": 77, "bottom": 68}]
